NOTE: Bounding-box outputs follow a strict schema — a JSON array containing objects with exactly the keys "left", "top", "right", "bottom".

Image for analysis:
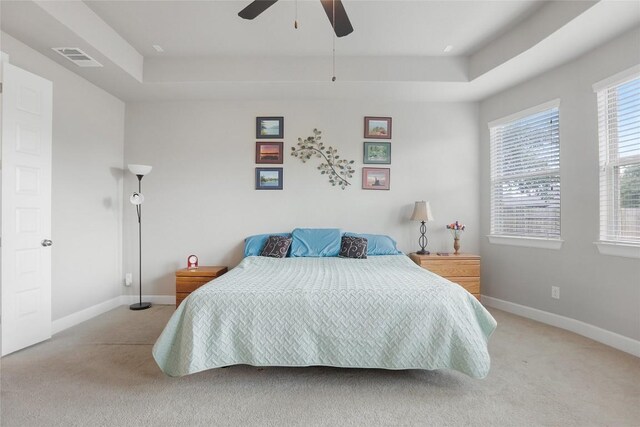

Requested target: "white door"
[{"left": 1, "top": 62, "right": 53, "bottom": 356}]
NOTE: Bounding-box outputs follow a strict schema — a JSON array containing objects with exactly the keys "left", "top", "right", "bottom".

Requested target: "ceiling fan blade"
[
  {"left": 238, "top": 0, "right": 279, "bottom": 20},
  {"left": 320, "top": 0, "right": 354, "bottom": 37}
]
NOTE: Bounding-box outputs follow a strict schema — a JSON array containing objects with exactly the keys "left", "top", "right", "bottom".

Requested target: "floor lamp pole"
[{"left": 130, "top": 175, "right": 151, "bottom": 311}]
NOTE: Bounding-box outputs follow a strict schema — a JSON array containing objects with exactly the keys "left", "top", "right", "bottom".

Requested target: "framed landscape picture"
[
  {"left": 255, "top": 167, "right": 283, "bottom": 190},
  {"left": 363, "top": 142, "right": 391, "bottom": 164},
  {"left": 256, "top": 142, "right": 283, "bottom": 164},
  {"left": 362, "top": 167, "right": 390, "bottom": 190},
  {"left": 256, "top": 116, "right": 284, "bottom": 139},
  {"left": 364, "top": 116, "right": 392, "bottom": 139}
]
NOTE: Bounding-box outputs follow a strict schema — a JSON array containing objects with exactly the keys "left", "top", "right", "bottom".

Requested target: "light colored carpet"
[{"left": 1, "top": 305, "right": 638, "bottom": 426}]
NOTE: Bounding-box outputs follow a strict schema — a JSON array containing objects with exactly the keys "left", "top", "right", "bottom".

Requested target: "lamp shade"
[
  {"left": 410, "top": 201, "right": 434, "bottom": 222},
  {"left": 129, "top": 192, "right": 144, "bottom": 205},
  {"left": 128, "top": 164, "right": 152, "bottom": 176}
]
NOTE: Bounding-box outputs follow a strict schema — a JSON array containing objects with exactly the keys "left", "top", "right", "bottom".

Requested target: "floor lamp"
[
  {"left": 410, "top": 200, "right": 434, "bottom": 255},
  {"left": 128, "top": 164, "right": 152, "bottom": 311}
]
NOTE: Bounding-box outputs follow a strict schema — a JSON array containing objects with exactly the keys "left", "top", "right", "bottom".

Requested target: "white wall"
[
  {"left": 479, "top": 28, "right": 640, "bottom": 340},
  {"left": 1, "top": 33, "right": 125, "bottom": 320},
  {"left": 124, "top": 100, "right": 479, "bottom": 296}
]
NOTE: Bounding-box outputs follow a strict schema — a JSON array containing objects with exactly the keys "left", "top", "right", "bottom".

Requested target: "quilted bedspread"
[{"left": 153, "top": 255, "right": 497, "bottom": 378}]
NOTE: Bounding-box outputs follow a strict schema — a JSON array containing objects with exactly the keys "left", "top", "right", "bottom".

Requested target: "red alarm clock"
[{"left": 187, "top": 255, "right": 198, "bottom": 269}]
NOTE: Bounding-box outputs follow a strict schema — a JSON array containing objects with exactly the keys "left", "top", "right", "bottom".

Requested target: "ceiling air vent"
[{"left": 52, "top": 48, "right": 103, "bottom": 67}]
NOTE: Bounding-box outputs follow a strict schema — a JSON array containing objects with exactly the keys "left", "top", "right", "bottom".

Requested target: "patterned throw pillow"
[
  {"left": 260, "top": 235, "right": 292, "bottom": 258},
  {"left": 338, "top": 236, "right": 368, "bottom": 259}
]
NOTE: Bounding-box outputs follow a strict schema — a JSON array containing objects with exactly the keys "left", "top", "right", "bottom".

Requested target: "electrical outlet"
[
  {"left": 551, "top": 286, "right": 560, "bottom": 300},
  {"left": 125, "top": 273, "right": 133, "bottom": 287}
]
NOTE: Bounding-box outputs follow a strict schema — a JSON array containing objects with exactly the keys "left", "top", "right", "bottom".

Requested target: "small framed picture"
[
  {"left": 362, "top": 167, "right": 390, "bottom": 190},
  {"left": 364, "top": 116, "right": 392, "bottom": 139},
  {"left": 363, "top": 142, "right": 391, "bottom": 164},
  {"left": 255, "top": 167, "right": 283, "bottom": 190},
  {"left": 256, "top": 142, "right": 283, "bottom": 164},
  {"left": 256, "top": 116, "right": 284, "bottom": 139}
]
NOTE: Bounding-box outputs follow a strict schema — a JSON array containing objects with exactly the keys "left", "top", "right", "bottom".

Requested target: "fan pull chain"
[
  {"left": 294, "top": 0, "right": 298, "bottom": 29},
  {"left": 332, "top": 38, "right": 336, "bottom": 81},
  {"left": 332, "top": 0, "right": 336, "bottom": 81}
]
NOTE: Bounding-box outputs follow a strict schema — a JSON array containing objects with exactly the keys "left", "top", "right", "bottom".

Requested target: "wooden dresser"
[
  {"left": 175, "top": 266, "right": 228, "bottom": 308},
  {"left": 409, "top": 253, "right": 481, "bottom": 301}
]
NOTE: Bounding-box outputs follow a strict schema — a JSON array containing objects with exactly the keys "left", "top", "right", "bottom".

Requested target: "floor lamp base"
[{"left": 130, "top": 302, "right": 152, "bottom": 311}]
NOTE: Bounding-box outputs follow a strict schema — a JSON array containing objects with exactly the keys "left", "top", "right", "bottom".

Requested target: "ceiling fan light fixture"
[{"left": 239, "top": 0, "right": 353, "bottom": 37}]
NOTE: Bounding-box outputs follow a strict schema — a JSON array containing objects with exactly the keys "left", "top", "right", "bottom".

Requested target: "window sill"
[
  {"left": 594, "top": 241, "right": 640, "bottom": 259},
  {"left": 487, "top": 235, "right": 564, "bottom": 250}
]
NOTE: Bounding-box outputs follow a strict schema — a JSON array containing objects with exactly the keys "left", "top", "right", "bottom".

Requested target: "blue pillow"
[
  {"left": 290, "top": 228, "right": 342, "bottom": 257},
  {"left": 244, "top": 233, "right": 290, "bottom": 257},
  {"left": 344, "top": 232, "right": 402, "bottom": 255}
]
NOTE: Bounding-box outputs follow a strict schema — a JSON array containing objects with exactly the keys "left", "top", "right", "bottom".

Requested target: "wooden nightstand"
[
  {"left": 409, "top": 253, "right": 481, "bottom": 301},
  {"left": 175, "top": 266, "right": 228, "bottom": 308}
]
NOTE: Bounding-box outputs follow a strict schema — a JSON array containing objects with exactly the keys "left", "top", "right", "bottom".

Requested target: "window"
[
  {"left": 488, "top": 100, "right": 561, "bottom": 246},
  {"left": 594, "top": 67, "right": 640, "bottom": 251}
]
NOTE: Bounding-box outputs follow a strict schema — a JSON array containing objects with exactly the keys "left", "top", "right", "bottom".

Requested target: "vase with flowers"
[{"left": 446, "top": 221, "right": 466, "bottom": 255}]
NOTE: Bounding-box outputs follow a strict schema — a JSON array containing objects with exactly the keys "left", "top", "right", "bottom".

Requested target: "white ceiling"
[
  {"left": 1, "top": 0, "right": 639, "bottom": 102},
  {"left": 83, "top": 0, "right": 542, "bottom": 57}
]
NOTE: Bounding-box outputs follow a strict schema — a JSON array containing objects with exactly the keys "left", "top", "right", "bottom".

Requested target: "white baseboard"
[
  {"left": 52, "top": 296, "right": 122, "bottom": 334},
  {"left": 52, "top": 295, "right": 176, "bottom": 335},
  {"left": 482, "top": 295, "right": 640, "bottom": 358}
]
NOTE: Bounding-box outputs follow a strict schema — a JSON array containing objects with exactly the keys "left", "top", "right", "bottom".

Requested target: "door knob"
[{"left": 41, "top": 239, "right": 53, "bottom": 247}]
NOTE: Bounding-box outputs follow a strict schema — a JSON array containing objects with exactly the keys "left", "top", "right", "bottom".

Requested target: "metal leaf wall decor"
[{"left": 291, "top": 129, "right": 355, "bottom": 189}]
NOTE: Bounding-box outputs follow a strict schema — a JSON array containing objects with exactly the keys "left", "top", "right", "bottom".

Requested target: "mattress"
[{"left": 153, "top": 255, "right": 497, "bottom": 378}]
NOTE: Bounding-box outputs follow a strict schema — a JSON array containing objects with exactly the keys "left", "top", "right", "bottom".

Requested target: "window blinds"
[
  {"left": 595, "top": 72, "right": 640, "bottom": 244},
  {"left": 490, "top": 102, "right": 561, "bottom": 238}
]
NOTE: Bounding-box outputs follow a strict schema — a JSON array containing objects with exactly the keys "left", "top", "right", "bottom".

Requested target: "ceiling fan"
[{"left": 238, "top": 0, "right": 354, "bottom": 37}]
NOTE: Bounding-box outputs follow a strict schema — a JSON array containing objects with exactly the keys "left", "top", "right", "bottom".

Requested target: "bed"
[{"left": 153, "top": 254, "right": 497, "bottom": 378}]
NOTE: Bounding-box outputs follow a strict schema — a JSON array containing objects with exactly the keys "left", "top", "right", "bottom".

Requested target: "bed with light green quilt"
[{"left": 153, "top": 255, "right": 496, "bottom": 378}]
